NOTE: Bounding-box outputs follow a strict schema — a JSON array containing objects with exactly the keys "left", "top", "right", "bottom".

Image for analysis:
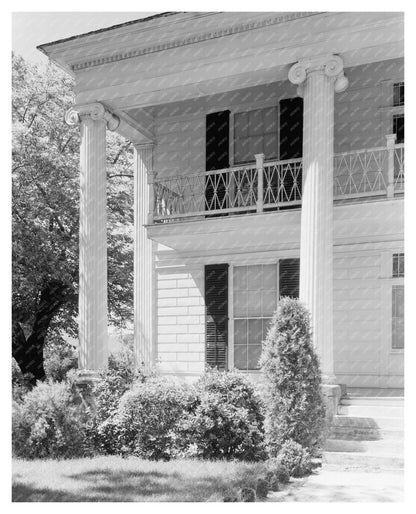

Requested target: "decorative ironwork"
[
  {"left": 334, "top": 147, "right": 388, "bottom": 197},
  {"left": 152, "top": 142, "right": 404, "bottom": 223}
]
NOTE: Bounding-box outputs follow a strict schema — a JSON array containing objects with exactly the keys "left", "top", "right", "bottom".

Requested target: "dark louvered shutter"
[
  {"left": 279, "top": 98, "right": 303, "bottom": 205},
  {"left": 205, "top": 264, "right": 228, "bottom": 370},
  {"left": 279, "top": 258, "right": 300, "bottom": 298},
  {"left": 205, "top": 111, "right": 230, "bottom": 214}
]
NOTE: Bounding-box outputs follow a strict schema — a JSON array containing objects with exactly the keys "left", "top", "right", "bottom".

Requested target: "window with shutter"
[
  {"left": 279, "top": 258, "right": 300, "bottom": 298},
  {"left": 205, "top": 264, "right": 229, "bottom": 370}
]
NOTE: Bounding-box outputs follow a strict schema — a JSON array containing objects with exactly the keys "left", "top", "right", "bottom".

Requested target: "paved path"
[{"left": 269, "top": 466, "right": 404, "bottom": 502}]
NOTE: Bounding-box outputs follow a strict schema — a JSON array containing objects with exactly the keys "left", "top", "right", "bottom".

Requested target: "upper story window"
[
  {"left": 393, "top": 82, "right": 404, "bottom": 106},
  {"left": 393, "top": 253, "right": 404, "bottom": 278},
  {"left": 234, "top": 107, "right": 278, "bottom": 165}
]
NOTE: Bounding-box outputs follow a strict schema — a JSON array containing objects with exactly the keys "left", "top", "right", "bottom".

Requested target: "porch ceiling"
[{"left": 38, "top": 11, "right": 403, "bottom": 142}]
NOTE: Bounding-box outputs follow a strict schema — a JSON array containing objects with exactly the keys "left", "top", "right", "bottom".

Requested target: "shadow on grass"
[{"left": 13, "top": 463, "right": 263, "bottom": 502}]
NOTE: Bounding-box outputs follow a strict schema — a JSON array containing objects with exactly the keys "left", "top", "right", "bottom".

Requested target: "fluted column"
[
  {"left": 289, "top": 55, "right": 348, "bottom": 383},
  {"left": 65, "top": 103, "right": 120, "bottom": 378},
  {"left": 134, "top": 144, "right": 154, "bottom": 372}
]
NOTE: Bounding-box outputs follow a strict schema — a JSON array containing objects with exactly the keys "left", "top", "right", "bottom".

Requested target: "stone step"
[
  {"left": 323, "top": 451, "right": 404, "bottom": 471},
  {"left": 325, "top": 438, "right": 403, "bottom": 454},
  {"left": 341, "top": 396, "right": 404, "bottom": 407},
  {"left": 328, "top": 426, "right": 403, "bottom": 441},
  {"left": 332, "top": 415, "right": 403, "bottom": 430},
  {"left": 337, "top": 405, "right": 404, "bottom": 418}
]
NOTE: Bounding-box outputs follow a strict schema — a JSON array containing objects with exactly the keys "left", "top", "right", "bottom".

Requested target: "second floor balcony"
[{"left": 150, "top": 136, "right": 404, "bottom": 225}]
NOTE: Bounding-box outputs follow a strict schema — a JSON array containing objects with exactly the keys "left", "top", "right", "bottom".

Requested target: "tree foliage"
[{"left": 12, "top": 54, "right": 134, "bottom": 381}]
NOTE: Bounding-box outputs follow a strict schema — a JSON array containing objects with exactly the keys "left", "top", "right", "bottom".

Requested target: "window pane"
[
  {"left": 263, "top": 107, "right": 278, "bottom": 134},
  {"left": 247, "top": 291, "right": 262, "bottom": 316},
  {"left": 234, "top": 138, "right": 251, "bottom": 164},
  {"left": 234, "top": 266, "right": 247, "bottom": 290},
  {"left": 261, "top": 290, "right": 277, "bottom": 317},
  {"left": 248, "top": 319, "right": 262, "bottom": 345},
  {"left": 392, "top": 253, "right": 404, "bottom": 278},
  {"left": 234, "top": 290, "right": 248, "bottom": 317},
  {"left": 234, "top": 345, "right": 247, "bottom": 370},
  {"left": 234, "top": 319, "right": 247, "bottom": 345},
  {"left": 249, "top": 110, "right": 263, "bottom": 136},
  {"left": 262, "top": 264, "right": 277, "bottom": 290},
  {"left": 393, "top": 82, "right": 404, "bottom": 107},
  {"left": 247, "top": 345, "right": 262, "bottom": 370},
  {"left": 392, "top": 285, "right": 404, "bottom": 349},
  {"left": 247, "top": 265, "right": 262, "bottom": 290},
  {"left": 234, "top": 112, "right": 248, "bottom": 137},
  {"left": 263, "top": 133, "right": 278, "bottom": 160}
]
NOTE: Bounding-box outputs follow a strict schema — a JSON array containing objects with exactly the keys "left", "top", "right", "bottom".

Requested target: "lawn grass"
[{"left": 12, "top": 456, "right": 268, "bottom": 502}]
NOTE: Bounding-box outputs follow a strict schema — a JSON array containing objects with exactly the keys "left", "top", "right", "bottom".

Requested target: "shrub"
[
  {"left": 12, "top": 379, "right": 91, "bottom": 459},
  {"left": 260, "top": 298, "right": 325, "bottom": 456},
  {"left": 89, "top": 349, "right": 146, "bottom": 455},
  {"left": 180, "top": 369, "right": 265, "bottom": 461},
  {"left": 273, "top": 440, "right": 313, "bottom": 478},
  {"left": 266, "top": 460, "right": 290, "bottom": 484},
  {"left": 117, "top": 377, "right": 196, "bottom": 460},
  {"left": 44, "top": 335, "right": 78, "bottom": 382}
]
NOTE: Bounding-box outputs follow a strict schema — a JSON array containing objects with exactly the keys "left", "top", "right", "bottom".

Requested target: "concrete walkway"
[{"left": 269, "top": 466, "right": 404, "bottom": 502}]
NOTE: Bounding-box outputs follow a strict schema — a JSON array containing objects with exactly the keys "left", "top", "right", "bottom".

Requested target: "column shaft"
[
  {"left": 78, "top": 116, "right": 108, "bottom": 371},
  {"left": 134, "top": 144, "right": 154, "bottom": 371},
  {"left": 300, "top": 70, "right": 335, "bottom": 382}
]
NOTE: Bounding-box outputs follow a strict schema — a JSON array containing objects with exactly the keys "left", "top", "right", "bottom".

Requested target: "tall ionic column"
[
  {"left": 65, "top": 103, "right": 120, "bottom": 380},
  {"left": 134, "top": 144, "right": 154, "bottom": 372},
  {"left": 289, "top": 55, "right": 348, "bottom": 383}
]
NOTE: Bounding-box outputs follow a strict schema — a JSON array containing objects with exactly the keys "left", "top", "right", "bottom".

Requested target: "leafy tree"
[{"left": 12, "top": 54, "right": 134, "bottom": 382}]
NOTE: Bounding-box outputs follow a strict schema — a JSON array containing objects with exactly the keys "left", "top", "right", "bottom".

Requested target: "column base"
[
  {"left": 76, "top": 369, "right": 102, "bottom": 385},
  {"left": 74, "top": 370, "right": 102, "bottom": 410},
  {"left": 321, "top": 383, "right": 342, "bottom": 421}
]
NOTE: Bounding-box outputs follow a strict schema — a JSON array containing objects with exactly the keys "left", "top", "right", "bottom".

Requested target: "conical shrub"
[{"left": 260, "top": 297, "right": 325, "bottom": 456}]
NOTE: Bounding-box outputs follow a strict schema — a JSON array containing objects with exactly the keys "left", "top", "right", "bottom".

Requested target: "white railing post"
[
  {"left": 255, "top": 153, "right": 264, "bottom": 213},
  {"left": 386, "top": 134, "right": 396, "bottom": 198},
  {"left": 147, "top": 171, "right": 155, "bottom": 224}
]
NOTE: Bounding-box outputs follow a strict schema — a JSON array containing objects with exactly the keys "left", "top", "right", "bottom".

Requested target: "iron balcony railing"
[{"left": 150, "top": 137, "right": 404, "bottom": 224}]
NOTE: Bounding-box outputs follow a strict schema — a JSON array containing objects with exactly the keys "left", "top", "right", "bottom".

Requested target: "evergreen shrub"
[{"left": 260, "top": 297, "right": 325, "bottom": 457}]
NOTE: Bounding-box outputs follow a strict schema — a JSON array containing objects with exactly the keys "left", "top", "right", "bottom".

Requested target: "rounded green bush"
[
  {"left": 273, "top": 439, "right": 313, "bottom": 477},
  {"left": 180, "top": 369, "right": 265, "bottom": 460},
  {"left": 260, "top": 297, "right": 326, "bottom": 456},
  {"left": 117, "top": 377, "right": 196, "bottom": 460},
  {"left": 12, "top": 379, "right": 90, "bottom": 459}
]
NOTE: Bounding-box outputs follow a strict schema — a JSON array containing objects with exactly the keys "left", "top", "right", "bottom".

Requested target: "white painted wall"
[{"left": 152, "top": 199, "right": 404, "bottom": 387}]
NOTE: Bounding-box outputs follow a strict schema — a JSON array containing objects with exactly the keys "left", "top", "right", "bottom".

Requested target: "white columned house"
[{"left": 39, "top": 12, "right": 404, "bottom": 392}]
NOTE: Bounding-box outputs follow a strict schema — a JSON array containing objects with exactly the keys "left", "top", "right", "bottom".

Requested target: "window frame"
[
  {"left": 230, "top": 263, "right": 278, "bottom": 371},
  {"left": 232, "top": 105, "right": 280, "bottom": 166}
]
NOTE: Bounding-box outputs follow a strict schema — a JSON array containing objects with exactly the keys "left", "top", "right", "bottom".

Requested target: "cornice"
[{"left": 71, "top": 12, "right": 320, "bottom": 72}]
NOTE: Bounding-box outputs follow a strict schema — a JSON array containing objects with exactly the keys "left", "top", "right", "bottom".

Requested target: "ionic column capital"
[
  {"left": 65, "top": 102, "right": 120, "bottom": 131},
  {"left": 288, "top": 54, "right": 349, "bottom": 95}
]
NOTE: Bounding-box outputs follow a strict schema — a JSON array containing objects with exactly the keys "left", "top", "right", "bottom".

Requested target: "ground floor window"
[
  {"left": 232, "top": 259, "right": 299, "bottom": 370},
  {"left": 233, "top": 264, "right": 277, "bottom": 370},
  {"left": 392, "top": 285, "right": 404, "bottom": 349}
]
